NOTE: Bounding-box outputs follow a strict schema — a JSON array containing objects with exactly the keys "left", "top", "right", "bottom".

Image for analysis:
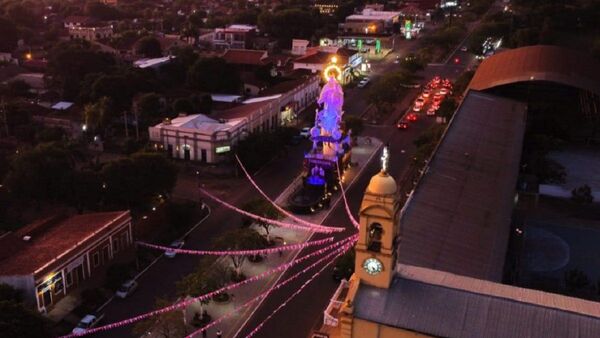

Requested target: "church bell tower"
[{"left": 355, "top": 147, "right": 399, "bottom": 289}]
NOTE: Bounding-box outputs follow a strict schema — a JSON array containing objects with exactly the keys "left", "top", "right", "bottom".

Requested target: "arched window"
[{"left": 367, "top": 223, "right": 382, "bottom": 252}]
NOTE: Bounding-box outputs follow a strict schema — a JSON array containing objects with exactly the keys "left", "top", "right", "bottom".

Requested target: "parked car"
[
  {"left": 357, "top": 78, "right": 370, "bottom": 88},
  {"left": 72, "top": 314, "right": 104, "bottom": 335},
  {"left": 407, "top": 113, "right": 418, "bottom": 122},
  {"left": 115, "top": 280, "right": 138, "bottom": 299},
  {"left": 164, "top": 240, "right": 184, "bottom": 258},
  {"left": 299, "top": 127, "right": 311, "bottom": 138},
  {"left": 460, "top": 46, "right": 468, "bottom": 52},
  {"left": 397, "top": 120, "right": 409, "bottom": 129}
]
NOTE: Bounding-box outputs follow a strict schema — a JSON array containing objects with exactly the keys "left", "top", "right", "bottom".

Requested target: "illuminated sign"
[{"left": 216, "top": 146, "right": 231, "bottom": 154}]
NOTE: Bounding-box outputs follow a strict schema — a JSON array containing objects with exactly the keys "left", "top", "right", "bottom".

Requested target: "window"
[
  {"left": 66, "top": 271, "right": 73, "bottom": 287},
  {"left": 367, "top": 223, "right": 383, "bottom": 252},
  {"left": 113, "top": 238, "right": 120, "bottom": 253},
  {"left": 92, "top": 252, "right": 100, "bottom": 267},
  {"left": 102, "top": 245, "right": 110, "bottom": 262}
]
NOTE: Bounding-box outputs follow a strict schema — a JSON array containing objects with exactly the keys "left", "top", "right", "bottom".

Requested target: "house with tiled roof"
[{"left": 0, "top": 211, "right": 132, "bottom": 313}]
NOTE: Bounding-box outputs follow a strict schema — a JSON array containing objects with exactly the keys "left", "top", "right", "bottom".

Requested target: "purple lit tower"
[{"left": 289, "top": 75, "right": 352, "bottom": 214}]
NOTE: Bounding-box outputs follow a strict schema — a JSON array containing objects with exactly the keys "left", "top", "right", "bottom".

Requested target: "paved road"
[{"left": 93, "top": 141, "right": 314, "bottom": 338}]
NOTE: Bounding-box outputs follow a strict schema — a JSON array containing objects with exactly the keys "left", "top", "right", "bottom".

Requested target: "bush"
[{"left": 572, "top": 185, "right": 594, "bottom": 204}]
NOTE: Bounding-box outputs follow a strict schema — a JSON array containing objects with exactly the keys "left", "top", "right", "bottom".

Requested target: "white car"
[
  {"left": 164, "top": 240, "right": 184, "bottom": 258},
  {"left": 72, "top": 314, "right": 103, "bottom": 335},
  {"left": 357, "top": 78, "right": 370, "bottom": 88},
  {"left": 439, "top": 87, "right": 450, "bottom": 96},
  {"left": 460, "top": 46, "right": 468, "bottom": 52},
  {"left": 115, "top": 280, "right": 138, "bottom": 299},
  {"left": 299, "top": 127, "right": 311, "bottom": 138},
  {"left": 414, "top": 98, "right": 425, "bottom": 108}
]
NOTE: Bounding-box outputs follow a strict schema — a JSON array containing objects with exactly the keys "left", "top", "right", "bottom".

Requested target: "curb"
[{"left": 97, "top": 205, "right": 211, "bottom": 313}]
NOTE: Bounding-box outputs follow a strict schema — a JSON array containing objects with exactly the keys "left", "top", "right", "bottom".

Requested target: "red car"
[
  {"left": 397, "top": 120, "right": 409, "bottom": 129},
  {"left": 407, "top": 113, "right": 418, "bottom": 121}
]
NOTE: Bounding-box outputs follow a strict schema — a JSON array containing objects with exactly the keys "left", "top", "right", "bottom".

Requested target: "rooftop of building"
[
  {"left": 469, "top": 45, "right": 600, "bottom": 96},
  {"left": 294, "top": 50, "right": 350, "bottom": 65},
  {"left": 0, "top": 211, "right": 130, "bottom": 277},
  {"left": 222, "top": 49, "right": 269, "bottom": 66},
  {"left": 153, "top": 113, "right": 246, "bottom": 134},
  {"left": 353, "top": 264, "right": 600, "bottom": 338},
  {"left": 346, "top": 9, "right": 401, "bottom": 21},
  {"left": 216, "top": 24, "right": 257, "bottom": 32},
  {"left": 396, "top": 90, "right": 527, "bottom": 282}
]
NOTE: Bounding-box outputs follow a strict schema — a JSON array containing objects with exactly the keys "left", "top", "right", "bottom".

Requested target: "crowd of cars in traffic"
[{"left": 397, "top": 76, "right": 453, "bottom": 130}]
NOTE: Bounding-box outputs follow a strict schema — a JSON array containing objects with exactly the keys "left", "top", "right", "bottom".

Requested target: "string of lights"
[
  {"left": 235, "top": 154, "right": 347, "bottom": 230},
  {"left": 60, "top": 235, "right": 357, "bottom": 338},
  {"left": 243, "top": 246, "right": 344, "bottom": 338},
  {"left": 186, "top": 242, "right": 352, "bottom": 338},
  {"left": 136, "top": 236, "right": 335, "bottom": 256},
  {"left": 336, "top": 162, "right": 361, "bottom": 229},
  {"left": 199, "top": 187, "right": 345, "bottom": 233}
]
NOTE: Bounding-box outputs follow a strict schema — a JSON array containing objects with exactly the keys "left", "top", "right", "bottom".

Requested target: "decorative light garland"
[
  {"left": 336, "top": 161, "right": 361, "bottom": 229},
  {"left": 61, "top": 235, "right": 357, "bottom": 338},
  {"left": 136, "top": 236, "right": 335, "bottom": 256},
  {"left": 199, "top": 187, "right": 345, "bottom": 233},
  {"left": 235, "top": 154, "right": 348, "bottom": 230},
  {"left": 244, "top": 246, "right": 343, "bottom": 338},
  {"left": 186, "top": 242, "right": 352, "bottom": 338}
]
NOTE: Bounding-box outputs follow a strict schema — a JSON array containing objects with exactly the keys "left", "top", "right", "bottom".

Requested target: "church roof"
[
  {"left": 366, "top": 171, "right": 397, "bottom": 196},
  {"left": 396, "top": 90, "right": 526, "bottom": 282},
  {"left": 353, "top": 264, "right": 600, "bottom": 338}
]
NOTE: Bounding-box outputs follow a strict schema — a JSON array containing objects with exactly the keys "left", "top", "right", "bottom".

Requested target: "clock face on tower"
[{"left": 362, "top": 258, "right": 383, "bottom": 275}]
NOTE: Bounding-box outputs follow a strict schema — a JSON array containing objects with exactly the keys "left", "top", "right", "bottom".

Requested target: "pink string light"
[
  {"left": 336, "top": 162, "right": 361, "bottom": 229},
  {"left": 186, "top": 242, "right": 353, "bottom": 338},
  {"left": 136, "top": 236, "right": 335, "bottom": 256},
  {"left": 244, "top": 245, "right": 346, "bottom": 338},
  {"left": 199, "top": 187, "right": 345, "bottom": 233},
  {"left": 60, "top": 235, "right": 357, "bottom": 338},
  {"left": 235, "top": 154, "right": 348, "bottom": 230}
]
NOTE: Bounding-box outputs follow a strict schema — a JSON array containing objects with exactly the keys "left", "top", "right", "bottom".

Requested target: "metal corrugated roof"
[
  {"left": 468, "top": 45, "right": 600, "bottom": 95},
  {"left": 397, "top": 90, "right": 527, "bottom": 281},
  {"left": 354, "top": 265, "right": 600, "bottom": 338}
]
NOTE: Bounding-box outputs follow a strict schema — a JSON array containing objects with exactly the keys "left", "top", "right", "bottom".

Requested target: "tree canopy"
[
  {"left": 135, "top": 37, "right": 163, "bottom": 58},
  {"left": 0, "top": 301, "right": 47, "bottom": 338},
  {"left": 187, "top": 57, "right": 241, "bottom": 93}
]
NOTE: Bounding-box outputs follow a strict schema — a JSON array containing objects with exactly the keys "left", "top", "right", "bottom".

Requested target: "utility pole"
[{"left": 123, "top": 110, "right": 129, "bottom": 138}]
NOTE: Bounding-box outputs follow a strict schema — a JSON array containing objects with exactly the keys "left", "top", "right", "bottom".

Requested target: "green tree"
[
  {"left": 83, "top": 97, "right": 112, "bottom": 135},
  {"left": 6, "top": 80, "right": 30, "bottom": 98},
  {"left": 571, "top": 185, "right": 594, "bottom": 204},
  {"left": 241, "top": 199, "right": 281, "bottom": 243},
  {"left": 85, "top": 1, "right": 121, "bottom": 21},
  {"left": 172, "top": 97, "right": 194, "bottom": 114},
  {"left": 132, "top": 297, "right": 186, "bottom": 338},
  {"left": 213, "top": 228, "right": 268, "bottom": 280},
  {"left": 135, "top": 37, "right": 163, "bottom": 58},
  {"left": 436, "top": 97, "right": 458, "bottom": 120},
  {"left": 0, "top": 18, "right": 18, "bottom": 52},
  {"left": 91, "top": 75, "right": 135, "bottom": 113},
  {"left": 176, "top": 257, "right": 232, "bottom": 320},
  {"left": 3, "top": 143, "right": 75, "bottom": 203},
  {"left": 101, "top": 152, "right": 177, "bottom": 209},
  {"left": 0, "top": 301, "right": 47, "bottom": 338},
  {"left": 0, "top": 284, "right": 22, "bottom": 302},
  {"left": 187, "top": 57, "right": 241, "bottom": 93},
  {"left": 47, "top": 41, "right": 116, "bottom": 99},
  {"left": 136, "top": 93, "right": 163, "bottom": 121}
]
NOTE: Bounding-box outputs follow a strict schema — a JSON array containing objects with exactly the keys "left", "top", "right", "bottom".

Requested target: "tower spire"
[{"left": 380, "top": 146, "right": 389, "bottom": 173}]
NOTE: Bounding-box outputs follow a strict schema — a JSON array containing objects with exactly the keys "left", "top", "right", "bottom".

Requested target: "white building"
[
  {"left": 339, "top": 8, "right": 401, "bottom": 34},
  {"left": 149, "top": 76, "right": 320, "bottom": 163}
]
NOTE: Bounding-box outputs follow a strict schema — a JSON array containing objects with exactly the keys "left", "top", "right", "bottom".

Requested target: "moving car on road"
[
  {"left": 397, "top": 120, "right": 409, "bottom": 129},
  {"left": 299, "top": 127, "right": 311, "bottom": 138},
  {"left": 72, "top": 314, "right": 104, "bottom": 335},
  {"left": 357, "top": 78, "right": 370, "bottom": 88},
  {"left": 116, "top": 280, "right": 138, "bottom": 299},
  {"left": 426, "top": 106, "right": 437, "bottom": 116},
  {"left": 165, "top": 240, "right": 185, "bottom": 258},
  {"left": 407, "top": 113, "right": 418, "bottom": 122}
]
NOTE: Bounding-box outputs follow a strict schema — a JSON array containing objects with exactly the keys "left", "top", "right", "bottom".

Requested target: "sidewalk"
[{"left": 175, "top": 136, "right": 383, "bottom": 338}]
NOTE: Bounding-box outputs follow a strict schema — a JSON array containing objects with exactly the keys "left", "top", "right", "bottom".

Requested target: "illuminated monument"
[{"left": 289, "top": 60, "right": 352, "bottom": 214}]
